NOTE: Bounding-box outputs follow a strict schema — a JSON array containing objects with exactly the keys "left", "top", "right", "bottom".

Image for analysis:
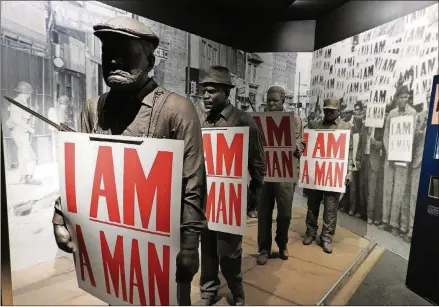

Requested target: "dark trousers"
[
  {"left": 200, "top": 230, "right": 244, "bottom": 300},
  {"left": 306, "top": 190, "right": 340, "bottom": 243},
  {"left": 258, "top": 182, "right": 295, "bottom": 254}
]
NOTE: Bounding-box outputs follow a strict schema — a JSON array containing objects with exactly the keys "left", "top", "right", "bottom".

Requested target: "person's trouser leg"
[
  {"left": 274, "top": 183, "right": 295, "bottom": 250},
  {"left": 320, "top": 192, "right": 341, "bottom": 243},
  {"left": 349, "top": 171, "right": 357, "bottom": 214},
  {"left": 306, "top": 190, "right": 324, "bottom": 238},
  {"left": 200, "top": 230, "right": 220, "bottom": 300},
  {"left": 382, "top": 161, "right": 395, "bottom": 225},
  {"left": 389, "top": 165, "right": 409, "bottom": 231},
  {"left": 258, "top": 183, "right": 275, "bottom": 254},
  {"left": 367, "top": 167, "right": 379, "bottom": 220},
  {"left": 218, "top": 233, "right": 244, "bottom": 301},
  {"left": 359, "top": 163, "right": 368, "bottom": 217}
]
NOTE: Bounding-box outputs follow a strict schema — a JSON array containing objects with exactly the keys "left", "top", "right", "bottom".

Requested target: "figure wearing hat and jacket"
[
  {"left": 256, "top": 85, "right": 306, "bottom": 266},
  {"left": 197, "top": 65, "right": 265, "bottom": 306},
  {"left": 7, "top": 81, "right": 40, "bottom": 185},
  {"left": 302, "top": 98, "right": 354, "bottom": 254},
  {"left": 51, "top": 16, "right": 207, "bottom": 305},
  {"left": 382, "top": 85, "right": 417, "bottom": 236}
]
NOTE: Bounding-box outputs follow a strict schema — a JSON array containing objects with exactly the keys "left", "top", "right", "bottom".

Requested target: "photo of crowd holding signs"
[{"left": 308, "top": 4, "right": 438, "bottom": 250}]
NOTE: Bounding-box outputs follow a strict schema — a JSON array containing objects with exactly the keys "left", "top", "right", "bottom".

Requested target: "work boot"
[
  {"left": 378, "top": 223, "right": 388, "bottom": 230},
  {"left": 199, "top": 296, "right": 217, "bottom": 306},
  {"left": 256, "top": 253, "right": 269, "bottom": 265},
  {"left": 232, "top": 284, "right": 245, "bottom": 306},
  {"left": 302, "top": 236, "right": 315, "bottom": 245},
  {"left": 247, "top": 209, "right": 258, "bottom": 219},
  {"left": 354, "top": 213, "right": 362, "bottom": 219},
  {"left": 279, "top": 249, "right": 289, "bottom": 260},
  {"left": 320, "top": 241, "right": 333, "bottom": 254},
  {"left": 391, "top": 227, "right": 399, "bottom": 236},
  {"left": 367, "top": 218, "right": 373, "bottom": 225}
]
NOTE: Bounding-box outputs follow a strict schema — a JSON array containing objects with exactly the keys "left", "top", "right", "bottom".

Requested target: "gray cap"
[
  {"left": 323, "top": 98, "right": 341, "bottom": 110},
  {"left": 93, "top": 16, "right": 159, "bottom": 50}
]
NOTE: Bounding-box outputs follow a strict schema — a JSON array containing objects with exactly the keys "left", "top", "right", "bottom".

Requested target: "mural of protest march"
[{"left": 308, "top": 3, "right": 439, "bottom": 258}]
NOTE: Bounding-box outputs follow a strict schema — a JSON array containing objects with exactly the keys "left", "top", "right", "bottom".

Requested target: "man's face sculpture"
[
  {"left": 324, "top": 108, "right": 340, "bottom": 122},
  {"left": 101, "top": 37, "right": 153, "bottom": 90},
  {"left": 202, "top": 84, "right": 228, "bottom": 113},
  {"left": 266, "top": 91, "right": 284, "bottom": 111}
]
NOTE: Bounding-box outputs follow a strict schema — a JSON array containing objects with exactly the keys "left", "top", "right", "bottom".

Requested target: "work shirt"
[
  {"left": 198, "top": 102, "right": 266, "bottom": 201},
  {"left": 9, "top": 96, "right": 31, "bottom": 131},
  {"left": 315, "top": 117, "right": 355, "bottom": 173},
  {"left": 79, "top": 78, "right": 208, "bottom": 250}
]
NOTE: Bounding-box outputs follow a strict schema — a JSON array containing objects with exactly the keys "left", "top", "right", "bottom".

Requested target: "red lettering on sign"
[
  {"left": 216, "top": 133, "right": 243, "bottom": 177},
  {"left": 76, "top": 224, "right": 96, "bottom": 287},
  {"left": 327, "top": 133, "right": 346, "bottom": 159},
  {"left": 129, "top": 239, "right": 146, "bottom": 305},
  {"left": 203, "top": 134, "right": 215, "bottom": 175},
  {"left": 64, "top": 142, "right": 77, "bottom": 213},
  {"left": 123, "top": 150, "right": 172, "bottom": 232},
  {"left": 206, "top": 182, "right": 242, "bottom": 226},
  {"left": 148, "top": 243, "right": 170, "bottom": 306},
  {"left": 313, "top": 161, "right": 345, "bottom": 187},
  {"left": 252, "top": 116, "right": 267, "bottom": 146},
  {"left": 229, "top": 184, "right": 242, "bottom": 226},
  {"left": 315, "top": 161, "right": 326, "bottom": 186},
  {"left": 312, "top": 133, "right": 347, "bottom": 159},
  {"left": 312, "top": 134, "right": 326, "bottom": 158},
  {"left": 206, "top": 182, "right": 216, "bottom": 222},
  {"left": 100, "top": 232, "right": 128, "bottom": 302},
  {"left": 266, "top": 116, "right": 292, "bottom": 146},
  {"left": 334, "top": 162, "right": 345, "bottom": 188},
  {"left": 90, "top": 146, "right": 121, "bottom": 223},
  {"left": 216, "top": 183, "right": 227, "bottom": 224},
  {"left": 303, "top": 132, "right": 309, "bottom": 157},
  {"left": 301, "top": 160, "right": 309, "bottom": 184},
  {"left": 265, "top": 151, "right": 294, "bottom": 178}
]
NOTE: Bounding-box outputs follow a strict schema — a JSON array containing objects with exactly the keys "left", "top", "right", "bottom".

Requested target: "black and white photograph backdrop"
[
  {"left": 1, "top": 0, "right": 313, "bottom": 279},
  {"left": 309, "top": 3, "right": 438, "bottom": 258}
]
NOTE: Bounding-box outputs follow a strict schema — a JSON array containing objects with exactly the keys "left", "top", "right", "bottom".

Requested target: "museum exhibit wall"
[
  {"left": 1, "top": 0, "right": 312, "bottom": 277},
  {"left": 309, "top": 3, "right": 439, "bottom": 258}
]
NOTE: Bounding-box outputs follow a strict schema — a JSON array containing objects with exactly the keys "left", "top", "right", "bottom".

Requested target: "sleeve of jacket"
[
  {"left": 79, "top": 97, "right": 98, "bottom": 133},
  {"left": 356, "top": 128, "right": 365, "bottom": 164},
  {"left": 294, "top": 115, "right": 306, "bottom": 158},
  {"left": 383, "top": 113, "right": 392, "bottom": 155},
  {"left": 347, "top": 123, "right": 355, "bottom": 172},
  {"left": 172, "top": 98, "right": 208, "bottom": 250}
]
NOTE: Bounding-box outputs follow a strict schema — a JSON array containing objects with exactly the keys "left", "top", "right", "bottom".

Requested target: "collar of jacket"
[
  {"left": 323, "top": 117, "right": 340, "bottom": 126},
  {"left": 207, "top": 100, "right": 233, "bottom": 121}
]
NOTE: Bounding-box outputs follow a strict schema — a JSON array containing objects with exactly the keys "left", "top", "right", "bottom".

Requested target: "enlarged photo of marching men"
[{"left": 308, "top": 3, "right": 438, "bottom": 257}]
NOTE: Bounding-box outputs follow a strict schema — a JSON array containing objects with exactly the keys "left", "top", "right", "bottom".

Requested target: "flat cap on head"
[
  {"left": 200, "top": 65, "right": 235, "bottom": 88},
  {"left": 323, "top": 98, "right": 341, "bottom": 110},
  {"left": 93, "top": 16, "right": 159, "bottom": 50}
]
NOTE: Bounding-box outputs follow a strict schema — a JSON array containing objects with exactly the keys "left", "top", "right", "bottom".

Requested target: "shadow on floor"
[{"left": 347, "top": 249, "right": 432, "bottom": 306}]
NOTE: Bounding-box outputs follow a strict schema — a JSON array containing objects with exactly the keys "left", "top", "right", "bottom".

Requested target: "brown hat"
[
  {"left": 14, "top": 81, "right": 33, "bottom": 94},
  {"left": 93, "top": 16, "right": 159, "bottom": 50},
  {"left": 323, "top": 98, "right": 341, "bottom": 110},
  {"left": 200, "top": 65, "right": 235, "bottom": 88}
]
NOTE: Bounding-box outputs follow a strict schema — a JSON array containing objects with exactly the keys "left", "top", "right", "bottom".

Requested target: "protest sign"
[
  {"left": 202, "top": 127, "right": 249, "bottom": 235},
  {"left": 365, "top": 85, "right": 389, "bottom": 127},
  {"left": 412, "top": 51, "right": 438, "bottom": 105},
  {"left": 388, "top": 115, "right": 415, "bottom": 162},
  {"left": 299, "top": 129, "right": 350, "bottom": 193},
  {"left": 57, "top": 132, "right": 184, "bottom": 306},
  {"left": 250, "top": 112, "right": 296, "bottom": 182}
]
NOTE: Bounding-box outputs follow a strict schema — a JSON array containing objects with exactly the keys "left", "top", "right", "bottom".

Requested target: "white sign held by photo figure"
[{"left": 57, "top": 132, "right": 184, "bottom": 306}]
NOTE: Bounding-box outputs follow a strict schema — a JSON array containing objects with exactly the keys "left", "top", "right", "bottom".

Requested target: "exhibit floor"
[{"left": 9, "top": 206, "right": 385, "bottom": 306}]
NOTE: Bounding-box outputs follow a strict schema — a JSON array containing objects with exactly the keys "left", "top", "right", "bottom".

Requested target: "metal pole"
[
  {"left": 187, "top": 33, "right": 191, "bottom": 99},
  {"left": 316, "top": 240, "right": 377, "bottom": 306}
]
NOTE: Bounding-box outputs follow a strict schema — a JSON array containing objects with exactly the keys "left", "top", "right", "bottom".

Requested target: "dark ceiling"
[{"left": 102, "top": 0, "right": 349, "bottom": 50}]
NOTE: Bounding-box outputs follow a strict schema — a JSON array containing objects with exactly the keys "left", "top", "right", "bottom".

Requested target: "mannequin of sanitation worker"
[
  {"left": 303, "top": 98, "right": 354, "bottom": 254},
  {"left": 256, "top": 85, "right": 306, "bottom": 266},
  {"left": 197, "top": 65, "right": 265, "bottom": 306},
  {"left": 51, "top": 16, "right": 208, "bottom": 305}
]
